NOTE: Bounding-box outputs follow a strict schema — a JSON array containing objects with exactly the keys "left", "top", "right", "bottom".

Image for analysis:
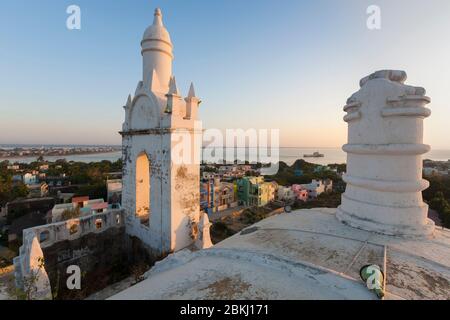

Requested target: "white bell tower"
[{"left": 120, "top": 8, "right": 206, "bottom": 256}]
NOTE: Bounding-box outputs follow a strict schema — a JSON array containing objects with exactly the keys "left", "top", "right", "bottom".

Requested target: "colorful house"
[
  {"left": 291, "top": 185, "right": 309, "bottom": 202},
  {"left": 300, "top": 179, "right": 333, "bottom": 200},
  {"left": 50, "top": 196, "right": 112, "bottom": 223},
  {"left": 277, "top": 186, "right": 296, "bottom": 202},
  {"left": 200, "top": 178, "right": 238, "bottom": 214},
  {"left": 237, "top": 176, "right": 277, "bottom": 207}
]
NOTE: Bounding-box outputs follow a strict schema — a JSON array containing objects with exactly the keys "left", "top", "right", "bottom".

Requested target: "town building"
[
  {"left": 50, "top": 196, "right": 110, "bottom": 223},
  {"left": 38, "top": 164, "right": 49, "bottom": 172},
  {"left": 218, "top": 165, "right": 235, "bottom": 175},
  {"left": 203, "top": 164, "right": 254, "bottom": 181},
  {"left": 277, "top": 186, "right": 296, "bottom": 203},
  {"left": 56, "top": 192, "right": 75, "bottom": 204},
  {"left": 202, "top": 171, "right": 217, "bottom": 180},
  {"left": 23, "top": 173, "right": 38, "bottom": 185},
  {"left": 300, "top": 179, "right": 333, "bottom": 200},
  {"left": 107, "top": 178, "right": 122, "bottom": 205},
  {"left": 237, "top": 176, "right": 278, "bottom": 207},
  {"left": 44, "top": 175, "right": 69, "bottom": 187},
  {"left": 291, "top": 184, "right": 309, "bottom": 202},
  {"left": 200, "top": 178, "right": 238, "bottom": 214}
]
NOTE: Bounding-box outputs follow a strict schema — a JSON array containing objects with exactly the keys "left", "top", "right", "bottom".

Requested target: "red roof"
[
  {"left": 72, "top": 196, "right": 89, "bottom": 203},
  {"left": 90, "top": 202, "right": 108, "bottom": 210}
]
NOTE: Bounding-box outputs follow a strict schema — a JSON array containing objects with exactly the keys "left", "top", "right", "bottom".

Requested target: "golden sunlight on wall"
[{"left": 135, "top": 152, "right": 150, "bottom": 225}]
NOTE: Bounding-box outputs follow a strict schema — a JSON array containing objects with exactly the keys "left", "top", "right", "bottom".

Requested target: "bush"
[
  {"left": 75, "top": 184, "right": 107, "bottom": 201},
  {"left": 428, "top": 191, "right": 450, "bottom": 228},
  {"left": 61, "top": 207, "right": 81, "bottom": 221},
  {"left": 239, "top": 207, "right": 271, "bottom": 225},
  {"left": 441, "top": 208, "right": 450, "bottom": 228},
  {"left": 210, "top": 221, "right": 235, "bottom": 244}
]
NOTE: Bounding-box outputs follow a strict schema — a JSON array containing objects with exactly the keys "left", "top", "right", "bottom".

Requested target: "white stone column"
[{"left": 337, "top": 70, "right": 435, "bottom": 237}]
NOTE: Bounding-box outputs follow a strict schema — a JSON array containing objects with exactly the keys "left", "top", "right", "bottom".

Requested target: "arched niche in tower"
[{"left": 135, "top": 151, "right": 151, "bottom": 226}]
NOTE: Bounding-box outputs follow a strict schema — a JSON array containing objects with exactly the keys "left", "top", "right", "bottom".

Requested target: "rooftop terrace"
[{"left": 111, "top": 208, "right": 450, "bottom": 300}]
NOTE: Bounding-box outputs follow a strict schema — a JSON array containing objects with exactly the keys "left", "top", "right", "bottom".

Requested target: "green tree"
[
  {"left": 75, "top": 184, "right": 107, "bottom": 201},
  {"left": 428, "top": 191, "right": 450, "bottom": 228},
  {"left": 12, "top": 183, "right": 28, "bottom": 199},
  {"left": 61, "top": 207, "right": 81, "bottom": 221}
]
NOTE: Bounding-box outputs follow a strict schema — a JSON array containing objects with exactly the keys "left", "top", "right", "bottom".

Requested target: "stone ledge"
[{"left": 343, "top": 143, "right": 431, "bottom": 156}]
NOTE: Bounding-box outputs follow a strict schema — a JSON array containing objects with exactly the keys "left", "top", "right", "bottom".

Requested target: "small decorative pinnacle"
[
  {"left": 125, "top": 94, "right": 132, "bottom": 108},
  {"left": 149, "top": 69, "right": 161, "bottom": 92},
  {"left": 188, "top": 82, "right": 196, "bottom": 98},
  {"left": 168, "top": 76, "right": 180, "bottom": 95}
]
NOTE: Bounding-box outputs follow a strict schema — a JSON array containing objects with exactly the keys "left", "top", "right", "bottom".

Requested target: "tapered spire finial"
[
  {"left": 153, "top": 8, "right": 163, "bottom": 26},
  {"left": 188, "top": 82, "right": 196, "bottom": 98},
  {"left": 168, "top": 76, "right": 180, "bottom": 95}
]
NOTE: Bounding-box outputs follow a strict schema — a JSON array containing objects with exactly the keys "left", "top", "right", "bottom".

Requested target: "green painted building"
[{"left": 236, "top": 176, "right": 277, "bottom": 207}]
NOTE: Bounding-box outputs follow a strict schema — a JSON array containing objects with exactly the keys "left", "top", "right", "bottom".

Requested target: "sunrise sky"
[{"left": 1, "top": 0, "right": 449, "bottom": 148}]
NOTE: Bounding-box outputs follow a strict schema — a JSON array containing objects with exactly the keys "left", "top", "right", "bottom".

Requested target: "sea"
[{"left": 1, "top": 145, "right": 450, "bottom": 166}]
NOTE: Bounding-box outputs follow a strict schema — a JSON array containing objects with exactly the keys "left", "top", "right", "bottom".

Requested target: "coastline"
[
  {"left": 1, "top": 147, "right": 449, "bottom": 166},
  {"left": 0, "top": 150, "right": 120, "bottom": 160}
]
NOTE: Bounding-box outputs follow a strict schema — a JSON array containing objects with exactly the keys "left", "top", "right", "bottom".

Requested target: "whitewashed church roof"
[{"left": 111, "top": 208, "right": 450, "bottom": 300}]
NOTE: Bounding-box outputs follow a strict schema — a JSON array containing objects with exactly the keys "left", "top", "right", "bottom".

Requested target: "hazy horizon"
[{"left": 2, "top": 143, "right": 450, "bottom": 151}]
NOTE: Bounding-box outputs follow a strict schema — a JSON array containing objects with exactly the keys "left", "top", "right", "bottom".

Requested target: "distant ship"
[{"left": 303, "top": 151, "right": 324, "bottom": 158}]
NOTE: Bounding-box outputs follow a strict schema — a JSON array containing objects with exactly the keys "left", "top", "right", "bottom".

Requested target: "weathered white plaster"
[
  {"left": 121, "top": 8, "right": 205, "bottom": 256},
  {"left": 337, "top": 70, "right": 435, "bottom": 237},
  {"left": 111, "top": 208, "right": 450, "bottom": 300},
  {"left": 14, "top": 209, "right": 125, "bottom": 299},
  {"left": 14, "top": 233, "right": 52, "bottom": 300},
  {"left": 195, "top": 212, "right": 213, "bottom": 250}
]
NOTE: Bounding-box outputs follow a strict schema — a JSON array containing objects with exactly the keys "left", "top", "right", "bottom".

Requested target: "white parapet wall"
[
  {"left": 337, "top": 70, "right": 435, "bottom": 237},
  {"left": 14, "top": 209, "right": 125, "bottom": 299}
]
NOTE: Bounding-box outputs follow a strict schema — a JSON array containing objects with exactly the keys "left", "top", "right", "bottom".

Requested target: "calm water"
[{"left": 2, "top": 147, "right": 450, "bottom": 165}]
